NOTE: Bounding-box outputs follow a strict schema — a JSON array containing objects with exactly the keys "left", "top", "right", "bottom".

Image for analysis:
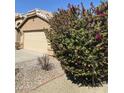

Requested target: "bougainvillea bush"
[{"left": 48, "top": 1, "right": 108, "bottom": 86}]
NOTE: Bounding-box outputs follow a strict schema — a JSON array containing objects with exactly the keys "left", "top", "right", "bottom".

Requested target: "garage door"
[{"left": 24, "top": 31, "right": 48, "bottom": 53}]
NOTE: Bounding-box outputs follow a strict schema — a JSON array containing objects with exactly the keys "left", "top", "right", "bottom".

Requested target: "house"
[{"left": 15, "top": 9, "right": 53, "bottom": 55}]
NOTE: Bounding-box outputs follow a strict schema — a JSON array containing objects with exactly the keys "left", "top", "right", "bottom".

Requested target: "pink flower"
[
  {"left": 95, "top": 8, "right": 100, "bottom": 15},
  {"left": 95, "top": 33, "right": 102, "bottom": 40}
]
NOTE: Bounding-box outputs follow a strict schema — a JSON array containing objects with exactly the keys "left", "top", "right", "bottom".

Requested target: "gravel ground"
[
  {"left": 16, "top": 49, "right": 107, "bottom": 93},
  {"left": 15, "top": 56, "right": 64, "bottom": 93}
]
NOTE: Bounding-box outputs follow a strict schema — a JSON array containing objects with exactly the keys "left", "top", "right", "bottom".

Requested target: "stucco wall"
[
  {"left": 15, "top": 30, "right": 20, "bottom": 42},
  {"left": 17, "top": 16, "right": 54, "bottom": 55},
  {"left": 20, "top": 17, "right": 50, "bottom": 31},
  {"left": 15, "top": 19, "right": 23, "bottom": 43}
]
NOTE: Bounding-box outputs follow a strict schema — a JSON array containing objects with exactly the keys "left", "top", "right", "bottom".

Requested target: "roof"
[
  {"left": 26, "top": 9, "right": 53, "bottom": 19},
  {"left": 15, "top": 9, "right": 53, "bottom": 29}
]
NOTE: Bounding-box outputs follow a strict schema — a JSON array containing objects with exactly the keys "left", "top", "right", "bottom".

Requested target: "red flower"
[
  {"left": 95, "top": 33, "right": 102, "bottom": 40},
  {"left": 95, "top": 8, "right": 100, "bottom": 15}
]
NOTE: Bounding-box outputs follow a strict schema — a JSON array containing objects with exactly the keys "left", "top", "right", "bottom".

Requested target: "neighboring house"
[{"left": 15, "top": 9, "right": 53, "bottom": 55}]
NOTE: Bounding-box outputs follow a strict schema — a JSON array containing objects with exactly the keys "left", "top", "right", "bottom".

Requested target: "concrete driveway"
[{"left": 15, "top": 49, "right": 43, "bottom": 63}]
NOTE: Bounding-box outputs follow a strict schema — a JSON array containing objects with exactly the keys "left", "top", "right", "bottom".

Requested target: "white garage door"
[{"left": 24, "top": 31, "right": 48, "bottom": 53}]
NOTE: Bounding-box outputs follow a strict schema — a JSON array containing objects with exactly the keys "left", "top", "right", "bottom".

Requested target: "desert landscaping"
[
  {"left": 15, "top": 50, "right": 107, "bottom": 93},
  {"left": 15, "top": 1, "right": 108, "bottom": 93}
]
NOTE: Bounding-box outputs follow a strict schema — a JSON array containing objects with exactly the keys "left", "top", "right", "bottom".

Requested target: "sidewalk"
[{"left": 30, "top": 74, "right": 108, "bottom": 93}]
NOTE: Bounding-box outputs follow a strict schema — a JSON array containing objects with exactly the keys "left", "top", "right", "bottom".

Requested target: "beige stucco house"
[{"left": 15, "top": 9, "right": 53, "bottom": 55}]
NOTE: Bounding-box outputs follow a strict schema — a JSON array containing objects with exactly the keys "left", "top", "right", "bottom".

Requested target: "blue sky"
[{"left": 16, "top": 0, "right": 101, "bottom": 13}]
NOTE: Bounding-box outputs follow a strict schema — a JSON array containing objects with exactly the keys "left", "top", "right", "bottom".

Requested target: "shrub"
[
  {"left": 38, "top": 54, "right": 54, "bottom": 71},
  {"left": 48, "top": 1, "right": 108, "bottom": 86}
]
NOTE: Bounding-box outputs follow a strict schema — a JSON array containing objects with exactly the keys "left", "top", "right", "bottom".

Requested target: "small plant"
[{"left": 38, "top": 54, "right": 54, "bottom": 71}]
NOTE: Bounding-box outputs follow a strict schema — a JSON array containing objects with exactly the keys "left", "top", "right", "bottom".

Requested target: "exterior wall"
[
  {"left": 15, "top": 18, "right": 23, "bottom": 43},
  {"left": 15, "top": 29, "right": 18, "bottom": 42},
  {"left": 19, "top": 16, "right": 54, "bottom": 55},
  {"left": 20, "top": 17, "right": 50, "bottom": 31},
  {"left": 15, "top": 30, "right": 20, "bottom": 42}
]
